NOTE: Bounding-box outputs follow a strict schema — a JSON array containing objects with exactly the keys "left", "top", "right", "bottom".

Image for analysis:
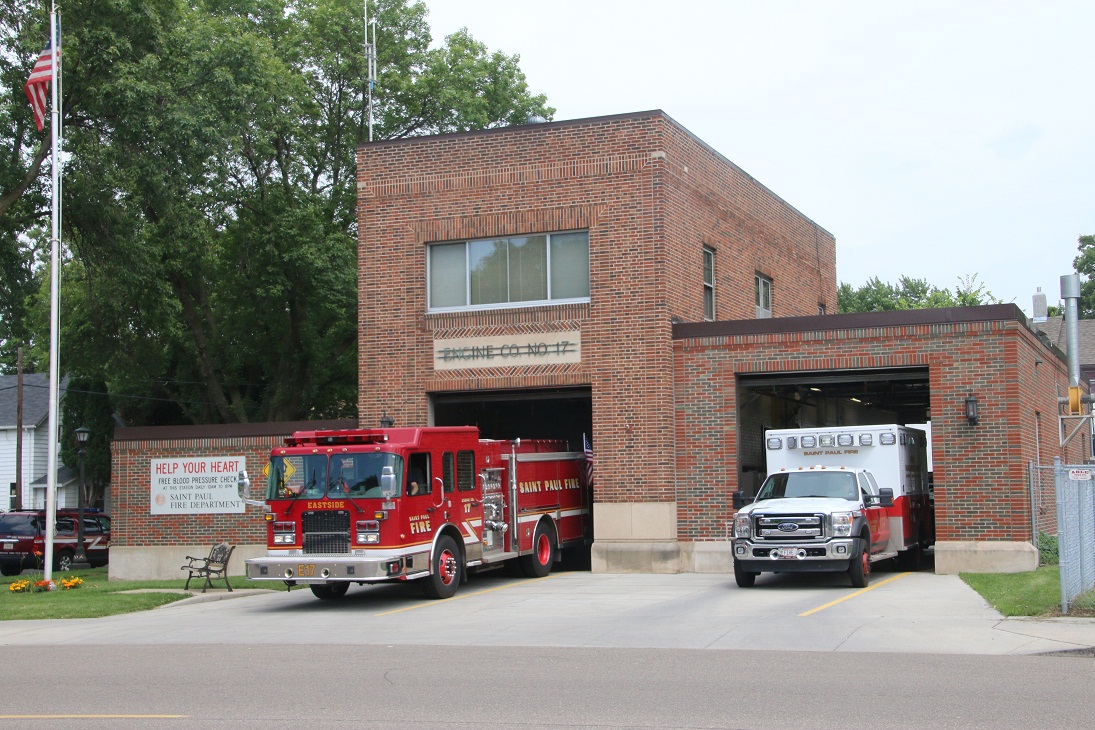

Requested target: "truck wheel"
[
  {"left": 309, "top": 583, "right": 349, "bottom": 600},
  {"left": 422, "top": 535, "right": 462, "bottom": 599},
  {"left": 520, "top": 521, "right": 555, "bottom": 578},
  {"left": 54, "top": 550, "right": 74, "bottom": 573},
  {"left": 734, "top": 559, "right": 757, "bottom": 588},
  {"left": 0, "top": 563, "right": 21, "bottom": 577},
  {"left": 848, "top": 537, "right": 870, "bottom": 588}
]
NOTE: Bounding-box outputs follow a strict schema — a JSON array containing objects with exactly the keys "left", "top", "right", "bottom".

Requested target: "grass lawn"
[
  {"left": 1, "top": 567, "right": 287, "bottom": 620},
  {"left": 960, "top": 565, "right": 1095, "bottom": 617}
]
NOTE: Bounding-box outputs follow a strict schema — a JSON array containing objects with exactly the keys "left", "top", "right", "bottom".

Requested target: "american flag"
[
  {"left": 25, "top": 40, "right": 55, "bottom": 132},
  {"left": 583, "top": 433, "right": 594, "bottom": 489}
]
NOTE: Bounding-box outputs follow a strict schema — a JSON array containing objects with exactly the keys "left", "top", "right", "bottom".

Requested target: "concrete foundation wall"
[
  {"left": 108, "top": 544, "right": 266, "bottom": 581},
  {"left": 934, "top": 540, "right": 1039, "bottom": 574}
]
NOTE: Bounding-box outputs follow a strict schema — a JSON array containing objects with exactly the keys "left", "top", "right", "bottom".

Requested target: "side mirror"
[
  {"left": 878, "top": 488, "right": 895, "bottom": 508},
  {"left": 732, "top": 490, "right": 752, "bottom": 510},
  {"left": 380, "top": 466, "right": 398, "bottom": 499},
  {"left": 236, "top": 471, "right": 265, "bottom": 508}
]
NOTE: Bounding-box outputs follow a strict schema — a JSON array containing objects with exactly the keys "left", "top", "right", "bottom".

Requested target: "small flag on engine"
[{"left": 583, "top": 433, "right": 594, "bottom": 489}]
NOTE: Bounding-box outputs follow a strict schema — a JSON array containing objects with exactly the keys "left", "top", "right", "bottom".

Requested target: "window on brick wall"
[
  {"left": 428, "top": 231, "right": 590, "bottom": 311},
  {"left": 755, "top": 273, "right": 772, "bottom": 318},
  {"left": 703, "top": 247, "right": 715, "bottom": 320}
]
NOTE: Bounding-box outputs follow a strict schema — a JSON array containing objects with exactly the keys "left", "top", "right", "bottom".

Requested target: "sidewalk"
[{"left": 5, "top": 570, "right": 1094, "bottom": 655}]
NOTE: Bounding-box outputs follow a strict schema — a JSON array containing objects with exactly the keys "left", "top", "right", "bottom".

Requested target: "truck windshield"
[
  {"left": 267, "top": 453, "right": 404, "bottom": 500},
  {"left": 756, "top": 471, "right": 858, "bottom": 501}
]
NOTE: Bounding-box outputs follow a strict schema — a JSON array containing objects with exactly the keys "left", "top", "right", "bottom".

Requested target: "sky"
[{"left": 425, "top": 0, "right": 1095, "bottom": 316}]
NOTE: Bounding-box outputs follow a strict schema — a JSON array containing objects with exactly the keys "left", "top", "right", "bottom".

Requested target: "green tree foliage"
[
  {"left": 838, "top": 274, "right": 1001, "bottom": 313},
  {"left": 60, "top": 376, "right": 115, "bottom": 506},
  {"left": 1072, "top": 234, "right": 1095, "bottom": 318},
  {"left": 1, "top": 0, "right": 553, "bottom": 425}
]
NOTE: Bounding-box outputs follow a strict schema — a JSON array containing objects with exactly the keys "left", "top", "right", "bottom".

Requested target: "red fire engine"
[{"left": 240, "top": 427, "right": 591, "bottom": 599}]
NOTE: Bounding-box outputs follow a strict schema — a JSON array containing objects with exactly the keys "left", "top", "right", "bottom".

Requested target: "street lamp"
[{"left": 71, "top": 425, "right": 91, "bottom": 570}]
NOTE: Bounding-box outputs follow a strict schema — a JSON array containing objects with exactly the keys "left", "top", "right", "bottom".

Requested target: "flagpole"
[{"left": 43, "top": 1, "right": 61, "bottom": 585}]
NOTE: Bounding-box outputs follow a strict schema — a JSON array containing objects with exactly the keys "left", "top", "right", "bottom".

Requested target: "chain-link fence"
[{"left": 1033, "top": 462, "right": 1095, "bottom": 613}]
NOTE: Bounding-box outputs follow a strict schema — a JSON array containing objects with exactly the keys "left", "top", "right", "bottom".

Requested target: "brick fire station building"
[
  {"left": 110, "top": 110, "right": 1083, "bottom": 577},
  {"left": 352, "top": 110, "right": 1083, "bottom": 574}
]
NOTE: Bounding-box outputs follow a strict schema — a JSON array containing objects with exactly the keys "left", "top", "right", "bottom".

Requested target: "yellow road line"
[
  {"left": 375, "top": 573, "right": 557, "bottom": 616},
  {"left": 0, "top": 715, "right": 187, "bottom": 720},
  {"left": 798, "top": 572, "right": 910, "bottom": 616}
]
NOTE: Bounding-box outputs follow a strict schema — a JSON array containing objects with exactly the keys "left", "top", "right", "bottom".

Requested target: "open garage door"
[
  {"left": 735, "top": 367, "right": 930, "bottom": 496},
  {"left": 431, "top": 388, "right": 592, "bottom": 451}
]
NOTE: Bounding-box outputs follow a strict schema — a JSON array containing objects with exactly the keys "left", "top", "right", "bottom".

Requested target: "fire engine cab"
[
  {"left": 732, "top": 424, "right": 932, "bottom": 588},
  {"left": 239, "top": 427, "right": 590, "bottom": 599}
]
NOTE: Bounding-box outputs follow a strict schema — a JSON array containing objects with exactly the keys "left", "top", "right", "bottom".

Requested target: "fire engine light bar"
[
  {"left": 786, "top": 436, "right": 797, "bottom": 449},
  {"left": 819, "top": 435, "right": 835, "bottom": 447},
  {"left": 879, "top": 433, "right": 896, "bottom": 445},
  {"left": 837, "top": 434, "right": 853, "bottom": 446},
  {"left": 766, "top": 437, "right": 782, "bottom": 450},
  {"left": 859, "top": 434, "right": 873, "bottom": 446},
  {"left": 800, "top": 436, "right": 816, "bottom": 447}
]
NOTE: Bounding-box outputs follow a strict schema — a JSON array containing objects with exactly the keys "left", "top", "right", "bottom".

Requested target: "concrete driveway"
[{"left": 2, "top": 563, "right": 1093, "bottom": 655}]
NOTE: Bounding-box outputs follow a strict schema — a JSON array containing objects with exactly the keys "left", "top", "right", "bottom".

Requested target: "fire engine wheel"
[
  {"left": 423, "top": 535, "right": 463, "bottom": 599},
  {"left": 733, "top": 559, "right": 757, "bottom": 588},
  {"left": 54, "top": 550, "right": 74, "bottom": 573},
  {"left": 848, "top": 537, "right": 870, "bottom": 588},
  {"left": 309, "top": 583, "right": 349, "bottom": 600},
  {"left": 520, "top": 521, "right": 555, "bottom": 578}
]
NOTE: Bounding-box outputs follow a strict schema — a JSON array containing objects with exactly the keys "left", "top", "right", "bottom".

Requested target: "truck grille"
[
  {"left": 302, "top": 510, "right": 350, "bottom": 554},
  {"left": 753, "top": 514, "right": 824, "bottom": 541}
]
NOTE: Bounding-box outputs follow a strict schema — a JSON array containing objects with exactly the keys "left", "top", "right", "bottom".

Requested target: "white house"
[{"left": 0, "top": 373, "right": 74, "bottom": 510}]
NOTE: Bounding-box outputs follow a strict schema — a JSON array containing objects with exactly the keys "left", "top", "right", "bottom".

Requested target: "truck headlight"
[
  {"left": 733, "top": 513, "right": 752, "bottom": 539},
  {"left": 832, "top": 512, "right": 853, "bottom": 537}
]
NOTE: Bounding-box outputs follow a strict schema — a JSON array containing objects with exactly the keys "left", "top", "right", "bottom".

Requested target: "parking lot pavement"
[{"left": 2, "top": 568, "right": 1094, "bottom": 655}]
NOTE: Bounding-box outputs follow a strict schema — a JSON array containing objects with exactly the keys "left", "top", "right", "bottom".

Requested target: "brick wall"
[
  {"left": 673, "top": 305, "right": 1084, "bottom": 544},
  {"left": 111, "top": 420, "right": 354, "bottom": 548},
  {"left": 357, "top": 110, "right": 835, "bottom": 505}
]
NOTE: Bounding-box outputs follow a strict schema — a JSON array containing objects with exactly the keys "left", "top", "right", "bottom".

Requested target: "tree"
[
  {"left": 60, "top": 376, "right": 114, "bottom": 508},
  {"left": 1, "top": 0, "right": 553, "bottom": 426},
  {"left": 838, "top": 275, "right": 1001, "bottom": 313},
  {"left": 1073, "top": 234, "right": 1095, "bottom": 318}
]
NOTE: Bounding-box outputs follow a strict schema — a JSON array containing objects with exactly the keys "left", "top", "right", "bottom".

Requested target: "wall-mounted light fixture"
[
  {"left": 965, "top": 394, "right": 980, "bottom": 426},
  {"left": 379, "top": 412, "right": 394, "bottom": 428}
]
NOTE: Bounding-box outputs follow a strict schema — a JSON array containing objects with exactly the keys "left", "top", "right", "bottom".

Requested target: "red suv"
[{"left": 0, "top": 509, "right": 111, "bottom": 575}]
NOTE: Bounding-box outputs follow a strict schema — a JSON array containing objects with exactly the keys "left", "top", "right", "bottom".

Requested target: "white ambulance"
[{"left": 732, "top": 424, "right": 932, "bottom": 587}]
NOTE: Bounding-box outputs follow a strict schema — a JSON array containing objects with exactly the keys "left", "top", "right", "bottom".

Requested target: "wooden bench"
[{"left": 181, "top": 542, "right": 235, "bottom": 593}]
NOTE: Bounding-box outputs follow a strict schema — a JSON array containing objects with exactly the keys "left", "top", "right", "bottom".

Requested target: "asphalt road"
[{"left": 3, "top": 566, "right": 1095, "bottom": 728}]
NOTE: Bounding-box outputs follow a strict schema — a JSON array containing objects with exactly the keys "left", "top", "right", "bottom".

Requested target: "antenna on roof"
[{"left": 364, "top": 2, "right": 377, "bottom": 142}]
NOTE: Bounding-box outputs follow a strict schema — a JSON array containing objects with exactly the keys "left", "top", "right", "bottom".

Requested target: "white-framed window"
[
  {"left": 755, "top": 273, "right": 772, "bottom": 319},
  {"left": 428, "top": 231, "right": 590, "bottom": 312},
  {"left": 702, "top": 247, "right": 715, "bottom": 320}
]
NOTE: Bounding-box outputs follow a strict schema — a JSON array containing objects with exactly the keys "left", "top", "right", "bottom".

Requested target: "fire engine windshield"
[
  {"left": 267, "top": 453, "right": 404, "bottom": 500},
  {"left": 756, "top": 471, "right": 859, "bottom": 502}
]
